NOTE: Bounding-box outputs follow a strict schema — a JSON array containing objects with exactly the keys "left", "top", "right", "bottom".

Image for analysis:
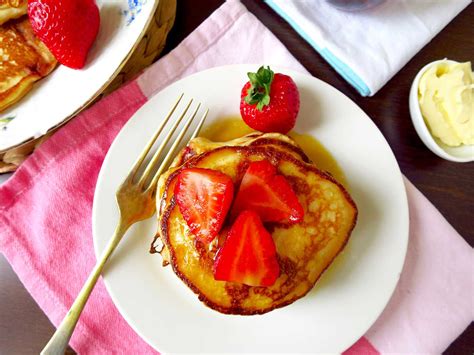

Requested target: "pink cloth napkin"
[{"left": 0, "top": 1, "right": 472, "bottom": 353}]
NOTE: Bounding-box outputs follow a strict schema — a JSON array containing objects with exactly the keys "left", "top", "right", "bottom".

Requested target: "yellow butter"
[{"left": 418, "top": 60, "right": 473, "bottom": 146}]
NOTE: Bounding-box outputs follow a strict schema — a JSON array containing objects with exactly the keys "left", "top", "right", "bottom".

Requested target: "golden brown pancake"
[
  {"left": 154, "top": 133, "right": 357, "bottom": 315},
  {"left": 169, "top": 132, "right": 311, "bottom": 170},
  {"left": 0, "top": 16, "right": 57, "bottom": 112},
  {"left": 0, "top": 0, "right": 27, "bottom": 25},
  {"left": 154, "top": 133, "right": 310, "bottom": 264}
]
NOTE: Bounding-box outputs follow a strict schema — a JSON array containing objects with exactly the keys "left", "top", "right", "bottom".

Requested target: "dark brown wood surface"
[{"left": 1, "top": 1, "right": 471, "bottom": 354}]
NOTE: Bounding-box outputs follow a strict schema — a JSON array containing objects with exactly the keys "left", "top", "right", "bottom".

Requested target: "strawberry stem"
[{"left": 244, "top": 66, "right": 274, "bottom": 111}]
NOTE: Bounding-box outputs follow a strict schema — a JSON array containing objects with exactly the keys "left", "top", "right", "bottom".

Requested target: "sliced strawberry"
[
  {"left": 28, "top": 0, "right": 100, "bottom": 69},
  {"left": 232, "top": 160, "right": 304, "bottom": 223},
  {"left": 214, "top": 210, "right": 280, "bottom": 287},
  {"left": 175, "top": 168, "right": 234, "bottom": 243}
]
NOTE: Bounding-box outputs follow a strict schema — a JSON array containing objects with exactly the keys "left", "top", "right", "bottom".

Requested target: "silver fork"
[{"left": 41, "top": 94, "right": 208, "bottom": 355}]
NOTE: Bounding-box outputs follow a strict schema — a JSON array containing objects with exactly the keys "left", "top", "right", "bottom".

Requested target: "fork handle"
[{"left": 41, "top": 222, "right": 129, "bottom": 355}]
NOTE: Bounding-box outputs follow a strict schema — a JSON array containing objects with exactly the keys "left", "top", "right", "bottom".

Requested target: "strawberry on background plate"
[
  {"left": 175, "top": 168, "right": 234, "bottom": 244},
  {"left": 232, "top": 160, "right": 304, "bottom": 224},
  {"left": 240, "top": 66, "right": 300, "bottom": 134},
  {"left": 214, "top": 210, "right": 280, "bottom": 287},
  {"left": 28, "top": 0, "right": 100, "bottom": 69}
]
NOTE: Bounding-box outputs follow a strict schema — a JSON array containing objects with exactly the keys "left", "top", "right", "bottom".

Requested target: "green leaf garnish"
[
  {"left": 0, "top": 115, "right": 15, "bottom": 130},
  {"left": 244, "top": 66, "right": 274, "bottom": 111}
]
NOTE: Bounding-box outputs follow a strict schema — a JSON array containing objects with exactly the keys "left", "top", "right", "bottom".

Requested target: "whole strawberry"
[
  {"left": 240, "top": 66, "right": 300, "bottom": 134},
  {"left": 28, "top": 0, "right": 100, "bottom": 69}
]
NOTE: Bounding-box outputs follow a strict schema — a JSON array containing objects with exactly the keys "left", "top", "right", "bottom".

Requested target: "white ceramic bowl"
[{"left": 409, "top": 59, "right": 474, "bottom": 163}]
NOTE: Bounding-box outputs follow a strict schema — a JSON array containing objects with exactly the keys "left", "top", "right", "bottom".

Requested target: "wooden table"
[{"left": 1, "top": 1, "right": 472, "bottom": 353}]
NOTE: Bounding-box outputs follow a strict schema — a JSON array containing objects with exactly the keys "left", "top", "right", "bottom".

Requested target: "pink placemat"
[{"left": 0, "top": 1, "right": 472, "bottom": 353}]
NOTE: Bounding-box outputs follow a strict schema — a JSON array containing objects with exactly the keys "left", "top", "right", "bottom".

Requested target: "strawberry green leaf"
[
  {"left": 247, "top": 72, "right": 259, "bottom": 85},
  {"left": 256, "top": 94, "right": 270, "bottom": 110},
  {"left": 244, "top": 66, "right": 275, "bottom": 111}
]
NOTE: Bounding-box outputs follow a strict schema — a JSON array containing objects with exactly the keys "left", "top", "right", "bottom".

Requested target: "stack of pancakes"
[
  {"left": 154, "top": 133, "right": 358, "bottom": 314},
  {"left": 0, "top": 0, "right": 56, "bottom": 112}
]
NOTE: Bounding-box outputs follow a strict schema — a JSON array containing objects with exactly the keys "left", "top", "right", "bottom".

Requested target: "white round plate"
[
  {"left": 93, "top": 65, "right": 409, "bottom": 353},
  {"left": 0, "top": 0, "right": 158, "bottom": 151}
]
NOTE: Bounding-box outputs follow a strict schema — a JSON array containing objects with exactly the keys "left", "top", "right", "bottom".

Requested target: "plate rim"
[
  {"left": 0, "top": 0, "right": 161, "bottom": 153},
  {"left": 93, "top": 64, "right": 409, "bottom": 353}
]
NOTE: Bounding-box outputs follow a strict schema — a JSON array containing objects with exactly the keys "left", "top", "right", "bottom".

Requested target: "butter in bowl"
[{"left": 409, "top": 59, "right": 473, "bottom": 162}]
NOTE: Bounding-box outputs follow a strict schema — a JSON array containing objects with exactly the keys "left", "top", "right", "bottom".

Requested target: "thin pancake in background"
[
  {"left": 0, "top": 0, "right": 26, "bottom": 25},
  {"left": 0, "top": 17, "right": 56, "bottom": 112}
]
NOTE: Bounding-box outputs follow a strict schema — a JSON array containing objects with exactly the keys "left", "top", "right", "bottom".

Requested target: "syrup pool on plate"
[{"left": 200, "top": 117, "right": 347, "bottom": 187}]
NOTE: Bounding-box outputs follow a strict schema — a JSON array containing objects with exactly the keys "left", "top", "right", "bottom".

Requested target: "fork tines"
[{"left": 128, "top": 94, "right": 208, "bottom": 191}]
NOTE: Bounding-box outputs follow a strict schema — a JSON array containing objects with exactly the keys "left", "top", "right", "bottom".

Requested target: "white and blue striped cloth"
[{"left": 266, "top": 0, "right": 470, "bottom": 96}]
